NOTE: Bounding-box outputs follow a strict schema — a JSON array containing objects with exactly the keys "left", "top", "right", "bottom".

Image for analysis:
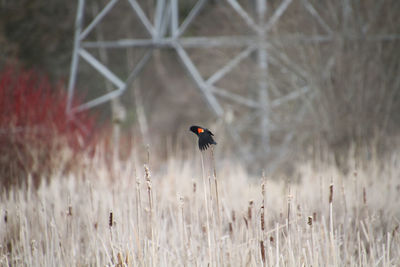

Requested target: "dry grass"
[{"left": 1, "top": 147, "right": 399, "bottom": 266}]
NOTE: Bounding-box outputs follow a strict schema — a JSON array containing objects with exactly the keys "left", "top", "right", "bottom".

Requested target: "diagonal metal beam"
[
  {"left": 176, "top": 0, "right": 207, "bottom": 37},
  {"left": 72, "top": 49, "right": 153, "bottom": 113},
  {"left": 124, "top": 50, "right": 153, "bottom": 88},
  {"left": 210, "top": 86, "right": 261, "bottom": 108},
  {"left": 302, "top": 0, "right": 333, "bottom": 35},
  {"left": 226, "top": 0, "right": 261, "bottom": 33},
  {"left": 264, "top": 0, "right": 293, "bottom": 32},
  {"left": 79, "top": 48, "right": 125, "bottom": 88},
  {"left": 73, "top": 86, "right": 125, "bottom": 114},
  {"left": 127, "top": 0, "right": 156, "bottom": 37},
  {"left": 79, "top": 0, "right": 120, "bottom": 41},
  {"left": 174, "top": 42, "right": 223, "bottom": 116},
  {"left": 270, "top": 86, "right": 309, "bottom": 108},
  {"left": 206, "top": 46, "right": 255, "bottom": 86}
]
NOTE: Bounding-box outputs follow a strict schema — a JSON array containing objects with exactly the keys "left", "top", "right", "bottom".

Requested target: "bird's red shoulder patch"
[{"left": 197, "top": 128, "right": 204, "bottom": 134}]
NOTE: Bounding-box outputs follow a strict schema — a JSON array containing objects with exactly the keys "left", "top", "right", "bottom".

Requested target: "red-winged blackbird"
[{"left": 190, "top": 125, "right": 217, "bottom": 151}]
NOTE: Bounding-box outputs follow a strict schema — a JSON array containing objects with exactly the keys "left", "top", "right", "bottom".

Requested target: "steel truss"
[{"left": 68, "top": 0, "right": 400, "bottom": 170}]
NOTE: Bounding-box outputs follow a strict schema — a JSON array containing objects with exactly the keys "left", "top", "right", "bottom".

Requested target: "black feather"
[{"left": 189, "top": 125, "right": 217, "bottom": 150}]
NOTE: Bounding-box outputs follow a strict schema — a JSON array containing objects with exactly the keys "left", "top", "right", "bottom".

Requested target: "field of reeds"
[{"left": 1, "top": 144, "right": 399, "bottom": 266}]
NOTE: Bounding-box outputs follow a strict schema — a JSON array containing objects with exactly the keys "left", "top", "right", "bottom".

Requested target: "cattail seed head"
[
  {"left": 329, "top": 184, "right": 333, "bottom": 204},
  {"left": 202, "top": 225, "right": 207, "bottom": 234},
  {"left": 144, "top": 165, "right": 150, "bottom": 180},
  {"left": 68, "top": 206, "right": 72, "bottom": 216},
  {"left": 261, "top": 181, "right": 265, "bottom": 196},
  {"left": 243, "top": 217, "right": 249, "bottom": 228},
  {"left": 392, "top": 225, "right": 399, "bottom": 237},
  {"left": 248, "top": 200, "right": 254, "bottom": 220},
  {"left": 260, "top": 205, "right": 265, "bottom": 231},
  {"left": 363, "top": 187, "right": 367, "bottom": 205},
  {"left": 260, "top": 240, "right": 266, "bottom": 263},
  {"left": 308, "top": 216, "right": 313, "bottom": 226},
  {"left": 109, "top": 212, "right": 113, "bottom": 228},
  {"left": 117, "top": 252, "right": 123, "bottom": 265}
]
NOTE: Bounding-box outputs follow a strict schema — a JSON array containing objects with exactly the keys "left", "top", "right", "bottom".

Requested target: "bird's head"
[{"left": 190, "top": 125, "right": 204, "bottom": 136}]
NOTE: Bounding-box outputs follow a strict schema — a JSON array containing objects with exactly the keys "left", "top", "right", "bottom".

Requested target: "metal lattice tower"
[{"left": 67, "top": 0, "right": 399, "bottom": 170}]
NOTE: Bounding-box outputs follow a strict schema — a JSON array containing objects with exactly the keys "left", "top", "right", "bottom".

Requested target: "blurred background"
[{"left": 1, "top": 0, "right": 399, "bottom": 185}]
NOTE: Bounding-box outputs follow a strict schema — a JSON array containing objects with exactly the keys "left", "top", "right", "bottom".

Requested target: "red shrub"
[{"left": 0, "top": 65, "right": 97, "bottom": 189}]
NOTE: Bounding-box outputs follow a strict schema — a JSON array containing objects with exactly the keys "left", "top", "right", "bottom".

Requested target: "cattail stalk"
[
  {"left": 329, "top": 183, "right": 337, "bottom": 266},
  {"left": 200, "top": 152, "right": 212, "bottom": 265},
  {"left": 144, "top": 164, "right": 156, "bottom": 264},
  {"left": 287, "top": 186, "right": 292, "bottom": 233},
  {"left": 275, "top": 222, "right": 280, "bottom": 266},
  {"left": 135, "top": 176, "right": 142, "bottom": 255},
  {"left": 210, "top": 147, "right": 221, "bottom": 227}
]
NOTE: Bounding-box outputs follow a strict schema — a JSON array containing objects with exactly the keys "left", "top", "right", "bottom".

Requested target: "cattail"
[
  {"left": 117, "top": 252, "right": 123, "bottom": 266},
  {"left": 363, "top": 187, "right": 367, "bottom": 205},
  {"left": 109, "top": 212, "right": 113, "bottom": 228},
  {"left": 260, "top": 240, "right": 266, "bottom": 264},
  {"left": 229, "top": 222, "right": 233, "bottom": 236},
  {"left": 287, "top": 187, "right": 292, "bottom": 227},
  {"left": 202, "top": 225, "right": 207, "bottom": 235},
  {"left": 144, "top": 164, "right": 151, "bottom": 183},
  {"left": 392, "top": 225, "right": 399, "bottom": 238},
  {"left": 261, "top": 180, "right": 266, "bottom": 196},
  {"left": 109, "top": 211, "right": 114, "bottom": 241},
  {"left": 144, "top": 164, "right": 153, "bottom": 213},
  {"left": 243, "top": 217, "right": 249, "bottom": 228},
  {"left": 261, "top": 178, "right": 266, "bottom": 233},
  {"left": 125, "top": 251, "right": 130, "bottom": 266},
  {"left": 329, "top": 184, "right": 333, "bottom": 204},
  {"left": 328, "top": 183, "right": 334, "bottom": 245},
  {"left": 260, "top": 205, "right": 265, "bottom": 232},
  {"left": 193, "top": 181, "right": 197, "bottom": 193},
  {"left": 67, "top": 206, "right": 72, "bottom": 216},
  {"left": 248, "top": 200, "right": 254, "bottom": 220},
  {"left": 308, "top": 216, "right": 313, "bottom": 226},
  {"left": 231, "top": 210, "right": 236, "bottom": 222},
  {"left": 4, "top": 210, "right": 7, "bottom": 223}
]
